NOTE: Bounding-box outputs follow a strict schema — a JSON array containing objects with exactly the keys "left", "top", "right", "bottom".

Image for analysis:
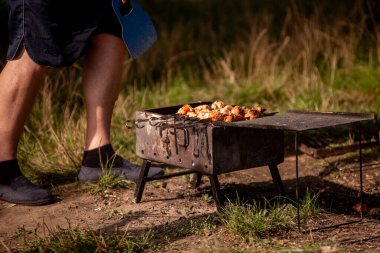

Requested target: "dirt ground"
[{"left": 1, "top": 142, "right": 380, "bottom": 252}]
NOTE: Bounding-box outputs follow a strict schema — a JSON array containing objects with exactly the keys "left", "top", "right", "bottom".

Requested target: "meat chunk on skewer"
[{"left": 176, "top": 101, "right": 264, "bottom": 122}]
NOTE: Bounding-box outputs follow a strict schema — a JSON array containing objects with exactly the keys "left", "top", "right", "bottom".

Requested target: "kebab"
[{"left": 176, "top": 101, "right": 264, "bottom": 122}]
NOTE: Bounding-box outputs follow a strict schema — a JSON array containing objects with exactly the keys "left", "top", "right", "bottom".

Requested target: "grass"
[
  {"left": 0, "top": 0, "right": 376, "bottom": 185},
  {"left": 12, "top": 223, "right": 153, "bottom": 253},
  {"left": 85, "top": 171, "right": 132, "bottom": 197},
  {"left": 197, "top": 243, "right": 339, "bottom": 253},
  {"left": 96, "top": 171, "right": 131, "bottom": 190},
  {"left": 83, "top": 152, "right": 134, "bottom": 194},
  {"left": 0, "top": 192, "right": 331, "bottom": 253},
  {"left": 220, "top": 199, "right": 293, "bottom": 239},
  {"left": 10, "top": 215, "right": 219, "bottom": 252},
  {"left": 0, "top": 1, "right": 379, "bottom": 252},
  {"left": 219, "top": 191, "right": 320, "bottom": 240},
  {"left": 299, "top": 190, "right": 321, "bottom": 219},
  {"left": 9, "top": 195, "right": 321, "bottom": 253}
]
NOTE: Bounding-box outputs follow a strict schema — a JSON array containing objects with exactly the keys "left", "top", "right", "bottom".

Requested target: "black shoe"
[
  {"left": 0, "top": 176, "right": 54, "bottom": 206},
  {"left": 78, "top": 158, "right": 163, "bottom": 183}
]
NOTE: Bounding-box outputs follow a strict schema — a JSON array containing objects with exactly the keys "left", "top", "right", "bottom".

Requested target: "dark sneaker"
[
  {"left": 78, "top": 158, "right": 163, "bottom": 183},
  {"left": 0, "top": 176, "right": 54, "bottom": 205}
]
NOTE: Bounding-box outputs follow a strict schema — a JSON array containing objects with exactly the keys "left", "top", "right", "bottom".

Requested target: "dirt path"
[{"left": 1, "top": 150, "right": 380, "bottom": 252}]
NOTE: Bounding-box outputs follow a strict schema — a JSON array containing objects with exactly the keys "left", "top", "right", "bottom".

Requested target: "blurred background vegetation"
[{"left": 0, "top": 0, "right": 379, "bottom": 184}]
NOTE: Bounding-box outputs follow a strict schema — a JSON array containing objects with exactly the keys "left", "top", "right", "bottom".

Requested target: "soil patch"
[{"left": 1, "top": 147, "right": 380, "bottom": 252}]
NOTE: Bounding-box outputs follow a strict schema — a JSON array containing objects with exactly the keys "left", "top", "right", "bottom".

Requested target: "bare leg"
[
  {"left": 78, "top": 34, "right": 163, "bottom": 183},
  {"left": 82, "top": 34, "right": 126, "bottom": 150},
  {"left": 0, "top": 49, "right": 53, "bottom": 205},
  {"left": 0, "top": 49, "right": 47, "bottom": 161}
]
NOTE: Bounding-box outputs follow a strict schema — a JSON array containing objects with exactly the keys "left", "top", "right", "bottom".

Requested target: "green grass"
[
  {"left": 219, "top": 191, "right": 320, "bottom": 240},
  {"left": 1, "top": 192, "right": 328, "bottom": 253},
  {"left": 220, "top": 199, "right": 293, "bottom": 239},
  {"left": 85, "top": 171, "right": 132, "bottom": 197},
  {"left": 0, "top": 2, "right": 378, "bottom": 252},
  {"left": 9, "top": 215, "right": 220, "bottom": 252},
  {"left": 0, "top": 0, "right": 376, "bottom": 185},
  {"left": 299, "top": 190, "right": 321, "bottom": 219},
  {"left": 97, "top": 172, "right": 130, "bottom": 190},
  {"left": 13, "top": 224, "right": 153, "bottom": 253}
]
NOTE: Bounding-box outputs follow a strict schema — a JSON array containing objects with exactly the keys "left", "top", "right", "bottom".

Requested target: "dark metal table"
[{"left": 232, "top": 110, "right": 375, "bottom": 230}]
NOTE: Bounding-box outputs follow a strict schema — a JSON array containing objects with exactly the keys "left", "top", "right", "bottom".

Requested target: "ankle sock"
[
  {"left": 82, "top": 144, "right": 123, "bottom": 168},
  {"left": 0, "top": 159, "right": 22, "bottom": 185}
]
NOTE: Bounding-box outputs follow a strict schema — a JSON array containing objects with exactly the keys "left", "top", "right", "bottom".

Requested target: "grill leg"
[
  {"left": 133, "top": 159, "right": 151, "bottom": 203},
  {"left": 268, "top": 164, "right": 286, "bottom": 196},
  {"left": 191, "top": 173, "right": 203, "bottom": 188},
  {"left": 208, "top": 175, "right": 223, "bottom": 211}
]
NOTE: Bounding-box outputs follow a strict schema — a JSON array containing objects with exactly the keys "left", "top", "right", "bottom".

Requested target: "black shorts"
[{"left": 7, "top": 0, "right": 122, "bottom": 67}]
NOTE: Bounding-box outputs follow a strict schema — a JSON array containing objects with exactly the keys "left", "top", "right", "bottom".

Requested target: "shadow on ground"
[{"left": 92, "top": 174, "right": 380, "bottom": 250}]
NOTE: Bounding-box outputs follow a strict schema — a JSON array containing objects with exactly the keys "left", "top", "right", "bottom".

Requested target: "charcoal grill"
[
  {"left": 131, "top": 102, "right": 374, "bottom": 230},
  {"left": 133, "top": 102, "right": 285, "bottom": 208}
]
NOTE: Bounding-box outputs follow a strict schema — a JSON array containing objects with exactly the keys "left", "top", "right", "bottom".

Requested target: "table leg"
[
  {"left": 359, "top": 122, "right": 364, "bottom": 220},
  {"left": 269, "top": 164, "right": 286, "bottom": 196},
  {"left": 133, "top": 159, "right": 151, "bottom": 203},
  {"left": 295, "top": 122, "right": 365, "bottom": 232},
  {"left": 295, "top": 132, "right": 301, "bottom": 230},
  {"left": 191, "top": 173, "right": 203, "bottom": 188},
  {"left": 208, "top": 175, "right": 223, "bottom": 211}
]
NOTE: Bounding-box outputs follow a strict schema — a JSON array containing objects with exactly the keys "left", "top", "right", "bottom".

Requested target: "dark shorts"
[{"left": 7, "top": 0, "right": 122, "bottom": 67}]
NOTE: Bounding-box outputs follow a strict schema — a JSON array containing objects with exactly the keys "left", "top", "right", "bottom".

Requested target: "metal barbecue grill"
[{"left": 131, "top": 101, "right": 374, "bottom": 230}]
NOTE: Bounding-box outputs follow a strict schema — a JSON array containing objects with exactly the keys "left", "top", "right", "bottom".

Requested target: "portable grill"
[
  {"left": 133, "top": 102, "right": 285, "bottom": 207},
  {"left": 131, "top": 101, "right": 374, "bottom": 229}
]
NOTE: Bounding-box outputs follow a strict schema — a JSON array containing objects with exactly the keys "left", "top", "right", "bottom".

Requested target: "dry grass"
[
  {"left": 1, "top": 1, "right": 379, "bottom": 252},
  {"left": 1, "top": 0, "right": 379, "bottom": 191}
]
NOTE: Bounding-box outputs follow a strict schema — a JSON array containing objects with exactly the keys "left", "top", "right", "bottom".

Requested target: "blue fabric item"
[
  {"left": 112, "top": 0, "right": 157, "bottom": 59},
  {"left": 6, "top": 0, "right": 122, "bottom": 67}
]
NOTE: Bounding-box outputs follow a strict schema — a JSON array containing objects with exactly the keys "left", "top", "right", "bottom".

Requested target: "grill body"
[{"left": 135, "top": 103, "right": 284, "bottom": 175}]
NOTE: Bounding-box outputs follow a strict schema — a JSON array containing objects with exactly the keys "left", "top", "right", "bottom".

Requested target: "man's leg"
[
  {"left": 82, "top": 34, "right": 126, "bottom": 150},
  {"left": 0, "top": 49, "right": 53, "bottom": 205},
  {"left": 0, "top": 49, "right": 47, "bottom": 161},
  {"left": 79, "top": 34, "right": 127, "bottom": 181},
  {"left": 79, "top": 34, "right": 162, "bottom": 182}
]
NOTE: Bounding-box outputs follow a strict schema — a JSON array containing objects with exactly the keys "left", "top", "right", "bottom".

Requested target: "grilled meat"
[{"left": 176, "top": 101, "right": 264, "bottom": 122}]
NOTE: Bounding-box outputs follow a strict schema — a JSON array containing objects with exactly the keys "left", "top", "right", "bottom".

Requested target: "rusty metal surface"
[
  {"left": 137, "top": 103, "right": 374, "bottom": 132},
  {"left": 134, "top": 105, "right": 284, "bottom": 175},
  {"left": 134, "top": 102, "right": 372, "bottom": 175},
  {"left": 230, "top": 110, "right": 375, "bottom": 131},
  {"left": 135, "top": 110, "right": 214, "bottom": 173},
  {"left": 211, "top": 127, "right": 283, "bottom": 173}
]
